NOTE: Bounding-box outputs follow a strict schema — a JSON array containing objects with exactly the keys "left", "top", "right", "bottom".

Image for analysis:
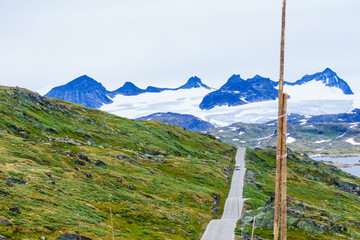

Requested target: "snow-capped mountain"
[
  {"left": 279, "top": 68, "right": 354, "bottom": 100},
  {"left": 45, "top": 76, "right": 211, "bottom": 108},
  {"left": 45, "top": 68, "right": 355, "bottom": 127},
  {"left": 44, "top": 75, "right": 113, "bottom": 108},
  {"left": 200, "top": 74, "right": 278, "bottom": 110},
  {"left": 283, "top": 68, "right": 353, "bottom": 95}
]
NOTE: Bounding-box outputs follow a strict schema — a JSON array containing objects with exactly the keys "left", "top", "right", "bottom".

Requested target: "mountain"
[
  {"left": 136, "top": 112, "right": 215, "bottom": 132},
  {"left": 109, "top": 81, "right": 146, "bottom": 97},
  {"left": 0, "top": 86, "right": 235, "bottom": 239},
  {"left": 44, "top": 75, "right": 113, "bottom": 108},
  {"left": 284, "top": 68, "right": 353, "bottom": 95},
  {"left": 199, "top": 74, "right": 278, "bottom": 110},
  {"left": 176, "top": 76, "right": 211, "bottom": 90}
]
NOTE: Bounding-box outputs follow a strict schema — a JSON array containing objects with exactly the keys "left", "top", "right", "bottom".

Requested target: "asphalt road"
[{"left": 201, "top": 148, "right": 246, "bottom": 240}]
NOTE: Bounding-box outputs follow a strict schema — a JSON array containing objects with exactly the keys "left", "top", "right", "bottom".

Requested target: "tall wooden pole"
[
  {"left": 280, "top": 94, "right": 288, "bottom": 240},
  {"left": 274, "top": 0, "right": 287, "bottom": 239}
]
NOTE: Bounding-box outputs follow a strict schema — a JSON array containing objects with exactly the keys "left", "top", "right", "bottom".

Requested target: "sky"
[{"left": 0, "top": 0, "right": 359, "bottom": 95}]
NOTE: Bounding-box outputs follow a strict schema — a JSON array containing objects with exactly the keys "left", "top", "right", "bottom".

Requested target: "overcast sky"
[{"left": 0, "top": 0, "right": 359, "bottom": 95}]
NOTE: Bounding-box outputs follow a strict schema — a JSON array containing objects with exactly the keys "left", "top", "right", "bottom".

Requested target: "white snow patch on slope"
[
  {"left": 314, "top": 139, "right": 332, "bottom": 144},
  {"left": 287, "top": 136, "right": 296, "bottom": 144},
  {"left": 257, "top": 134, "right": 274, "bottom": 141},
  {"left": 345, "top": 138, "right": 360, "bottom": 145},
  {"left": 282, "top": 81, "right": 353, "bottom": 100}
]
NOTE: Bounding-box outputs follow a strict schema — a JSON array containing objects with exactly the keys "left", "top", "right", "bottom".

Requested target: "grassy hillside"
[
  {"left": 207, "top": 122, "right": 360, "bottom": 154},
  {"left": 0, "top": 86, "right": 236, "bottom": 239},
  {"left": 236, "top": 148, "right": 360, "bottom": 239}
]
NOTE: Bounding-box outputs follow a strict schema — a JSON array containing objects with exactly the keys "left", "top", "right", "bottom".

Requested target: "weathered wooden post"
[
  {"left": 109, "top": 194, "right": 115, "bottom": 240},
  {"left": 273, "top": 0, "right": 288, "bottom": 239},
  {"left": 78, "top": 212, "right": 81, "bottom": 240}
]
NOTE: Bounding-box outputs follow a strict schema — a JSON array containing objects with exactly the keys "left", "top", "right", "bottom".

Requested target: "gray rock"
[
  {"left": 163, "top": 227, "right": 175, "bottom": 233},
  {"left": 5, "top": 178, "right": 28, "bottom": 185},
  {"left": 0, "top": 235, "right": 9, "bottom": 240},
  {"left": 56, "top": 234, "right": 92, "bottom": 240},
  {"left": 0, "top": 218, "right": 11, "bottom": 226},
  {"left": 9, "top": 207, "right": 21, "bottom": 214}
]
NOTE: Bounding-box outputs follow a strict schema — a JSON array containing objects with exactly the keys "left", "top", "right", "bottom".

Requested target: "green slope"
[
  {"left": 0, "top": 86, "right": 236, "bottom": 239},
  {"left": 236, "top": 148, "right": 360, "bottom": 239}
]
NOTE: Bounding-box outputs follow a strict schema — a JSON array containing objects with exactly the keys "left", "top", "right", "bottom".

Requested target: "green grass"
[
  {"left": 0, "top": 86, "right": 236, "bottom": 239},
  {"left": 236, "top": 148, "right": 360, "bottom": 239}
]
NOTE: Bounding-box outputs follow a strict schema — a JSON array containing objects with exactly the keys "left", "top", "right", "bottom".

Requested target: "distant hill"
[{"left": 136, "top": 112, "right": 214, "bottom": 132}]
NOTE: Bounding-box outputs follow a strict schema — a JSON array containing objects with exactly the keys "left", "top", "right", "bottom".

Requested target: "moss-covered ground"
[{"left": 0, "top": 86, "right": 236, "bottom": 239}]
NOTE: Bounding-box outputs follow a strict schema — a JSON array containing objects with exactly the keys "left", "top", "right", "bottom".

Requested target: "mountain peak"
[
  {"left": 44, "top": 75, "right": 112, "bottom": 108},
  {"left": 66, "top": 75, "right": 100, "bottom": 87},
  {"left": 111, "top": 81, "right": 145, "bottom": 96},
  {"left": 177, "top": 76, "right": 211, "bottom": 90}
]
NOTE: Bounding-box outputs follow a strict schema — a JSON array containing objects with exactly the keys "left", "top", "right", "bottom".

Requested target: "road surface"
[{"left": 201, "top": 148, "right": 246, "bottom": 240}]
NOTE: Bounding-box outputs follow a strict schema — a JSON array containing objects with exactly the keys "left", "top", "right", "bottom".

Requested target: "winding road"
[{"left": 201, "top": 148, "right": 246, "bottom": 240}]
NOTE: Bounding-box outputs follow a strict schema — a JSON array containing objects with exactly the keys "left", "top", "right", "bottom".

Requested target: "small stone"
[
  {"left": 163, "top": 227, "right": 175, "bottom": 233},
  {"left": 51, "top": 181, "right": 56, "bottom": 185},
  {"left": 74, "top": 167, "right": 80, "bottom": 171},
  {"left": 74, "top": 160, "right": 85, "bottom": 166},
  {"left": 0, "top": 235, "right": 9, "bottom": 240},
  {"left": 0, "top": 189, "right": 9, "bottom": 196},
  {"left": 5, "top": 178, "right": 28, "bottom": 185},
  {"left": 0, "top": 217, "right": 11, "bottom": 226},
  {"left": 9, "top": 207, "right": 21, "bottom": 214},
  {"left": 116, "top": 177, "right": 123, "bottom": 183},
  {"left": 95, "top": 160, "right": 106, "bottom": 168},
  {"left": 41, "top": 236, "right": 46, "bottom": 240},
  {"left": 81, "top": 171, "right": 92, "bottom": 178}
]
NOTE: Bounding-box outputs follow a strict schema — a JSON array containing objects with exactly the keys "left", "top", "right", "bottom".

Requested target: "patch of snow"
[
  {"left": 336, "top": 132, "right": 347, "bottom": 139},
  {"left": 345, "top": 138, "right": 360, "bottom": 145},
  {"left": 287, "top": 136, "right": 296, "bottom": 144},
  {"left": 257, "top": 134, "right": 274, "bottom": 141},
  {"left": 238, "top": 131, "right": 245, "bottom": 136},
  {"left": 299, "top": 119, "right": 307, "bottom": 125},
  {"left": 240, "top": 141, "right": 246, "bottom": 143},
  {"left": 218, "top": 130, "right": 224, "bottom": 133},
  {"left": 314, "top": 139, "right": 332, "bottom": 144},
  {"left": 229, "top": 127, "right": 238, "bottom": 131},
  {"left": 232, "top": 138, "right": 240, "bottom": 141}
]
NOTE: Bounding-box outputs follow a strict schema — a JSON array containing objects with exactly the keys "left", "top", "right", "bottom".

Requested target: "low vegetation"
[
  {"left": 0, "top": 86, "right": 236, "bottom": 239},
  {"left": 236, "top": 148, "right": 360, "bottom": 239}
]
